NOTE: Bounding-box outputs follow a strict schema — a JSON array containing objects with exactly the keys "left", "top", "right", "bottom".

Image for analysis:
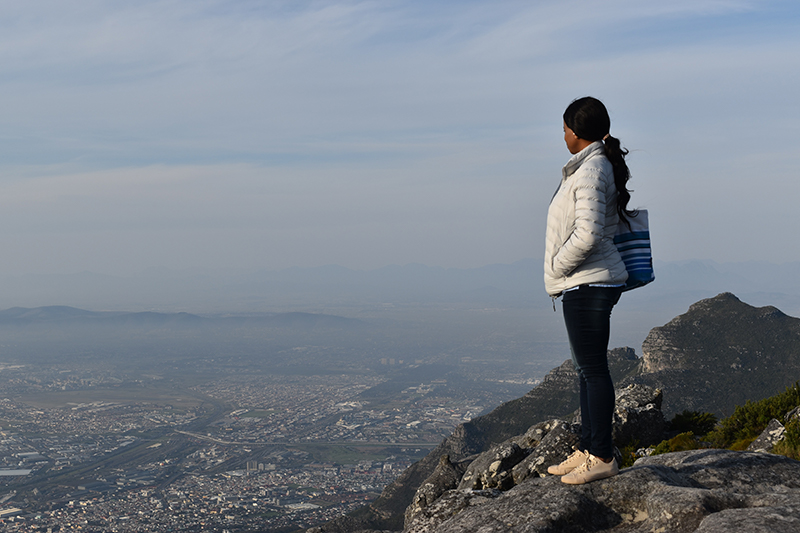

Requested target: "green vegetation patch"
[
  {"left": 645, "top": 384, "right": 800, "bottom": 461},
  {"left": 652, "top": 432, "right": 702, "bottom": 455},
  {"left": 669, "top": 410, "right": 718, "bottom": 436},
  {"left": 618, "top": 441, "right": 639, "bottom": 468},
  {"left": 706, "top": 382, "right": 800, "bottom": 448}
]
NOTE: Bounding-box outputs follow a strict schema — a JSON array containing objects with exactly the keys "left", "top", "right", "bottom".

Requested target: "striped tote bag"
[{"left": 614, "top": 209, "right": 654, "bottom": 291}]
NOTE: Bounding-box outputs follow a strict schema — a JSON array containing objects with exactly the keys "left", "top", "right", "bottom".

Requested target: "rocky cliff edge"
[{"left": 405, "top": 449, "right": 800, "bottom": 532}]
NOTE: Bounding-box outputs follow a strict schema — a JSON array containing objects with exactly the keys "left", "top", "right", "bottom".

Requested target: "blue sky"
[{"left": 0, "top": 0, "right": 798, "bottom": 275}]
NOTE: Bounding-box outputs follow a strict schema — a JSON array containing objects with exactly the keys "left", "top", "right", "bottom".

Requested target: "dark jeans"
[{"left": 562, "top": 285, "right": 622, "bottom": 459}]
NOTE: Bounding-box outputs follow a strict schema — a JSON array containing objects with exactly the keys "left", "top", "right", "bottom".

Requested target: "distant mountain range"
[
  {"left": 3, "top": 259, "right": 800, "bottom": 315},
  {"left": 0, "top": 305, "right": 364, "bottom": 329},
  {"left": 2, "top": 259, "right": 800, "bottom": 359}
]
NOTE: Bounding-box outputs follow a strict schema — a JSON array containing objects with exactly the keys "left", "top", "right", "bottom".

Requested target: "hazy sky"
[{"left": 0, "top": 0, "right": 798, "bottom": 275}]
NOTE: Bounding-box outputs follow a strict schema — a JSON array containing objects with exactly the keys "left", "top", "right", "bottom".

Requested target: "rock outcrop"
[
  {"left": 748, "top": 405, "right": 800, "bottom": 453},
  {"left": 405, "top": 449, "right": 800, "bottom": 532},
  {"left": 402, "top": 454, "right": 472, "bottom": 528},
  {"left": 610, "top": 383, "right": 665, "bottom": 447},
  {"left": 631, "top": 292, "right": 800, "bottom": 417},
  {"left": 510, "top": 419, "right": 578, "bottom": 485},
  {"left": 403, "top": 385, "right": 664, "bottom": 530},
  {"left": 747, "top": 419, "right": 787, "bottom": 453}
]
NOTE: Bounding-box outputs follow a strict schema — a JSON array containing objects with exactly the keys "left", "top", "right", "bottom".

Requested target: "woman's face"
[{"left": 563, "top": 121, "right": 584, "bottom": 154}]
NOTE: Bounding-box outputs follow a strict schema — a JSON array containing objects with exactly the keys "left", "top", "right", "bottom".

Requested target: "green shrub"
[
  {"left": 786, "top": 417, "right": 800, "bottom": 447},
  {"left": 669, "top": 410, "right": 717, "bottom": 436},
  {"left": 728, "top": 437, "right": 756, "bottom": 451},
  {"left": 618, "top": 440, "right": 639, "bottom": 468},
  {"left": 706, "top": 382, "right": 800, "bottom": 448},
  {"left": 631, "top": 385, "right": 800, "bottom": 461},
  {"left": 651, "top": 432, "right": 701, "bottom": 456}
]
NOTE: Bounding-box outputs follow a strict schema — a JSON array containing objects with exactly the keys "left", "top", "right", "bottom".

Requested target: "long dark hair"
[{"left": 563, "top": 96, "right": 636, "bottom": 225}]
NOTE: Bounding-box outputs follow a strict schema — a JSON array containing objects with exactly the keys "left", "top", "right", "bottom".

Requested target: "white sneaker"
[
  {"left": 547, "top": 447, "right": 589, "bottom": 476},
  {"left": 561, "top": 454, "right": 619, "bottom": 485}
]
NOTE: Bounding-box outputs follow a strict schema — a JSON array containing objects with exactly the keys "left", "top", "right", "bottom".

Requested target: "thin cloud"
[{"left": 0, "top": 0, "right": 797, "bottom": 275}]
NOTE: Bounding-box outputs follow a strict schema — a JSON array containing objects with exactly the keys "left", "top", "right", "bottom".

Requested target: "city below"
[{"left": 0, "top": 359, "right": 539, "bottom": 532}]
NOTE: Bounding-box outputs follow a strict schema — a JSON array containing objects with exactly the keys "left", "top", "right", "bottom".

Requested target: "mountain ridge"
[
  {"left": 625, "top": 292, "right": 800, "bottom": 416},
  {"left": 5, "top": 259, "right": 800, "bottom": 312},
  {"left": 0, "top": 305, "right": 365, "bottom": 329}
]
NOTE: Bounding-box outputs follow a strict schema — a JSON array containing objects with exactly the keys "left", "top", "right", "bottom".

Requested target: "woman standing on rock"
[{"left": 543, "top": 96, "right": 634, "bottom": 484}]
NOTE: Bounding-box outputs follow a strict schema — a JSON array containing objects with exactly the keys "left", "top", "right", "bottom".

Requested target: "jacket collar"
[{"left": 561, "top": 141, "right": 605, "bottom": 181}]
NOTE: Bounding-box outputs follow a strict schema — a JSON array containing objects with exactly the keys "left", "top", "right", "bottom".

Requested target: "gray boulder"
[
  {"left": 747, "top": 418, "right": 786, "bottom": 453},
  {"left": 746, "top": 404, "right": 800, "bottom": 454},
  {"left": 693, "top": 506, "right": 800, "bottom": 532},
  {"left": 456, "top": 442, "right": 527, "bottom": 491},
  {"left": 514, "top": 418, "right": 573, "bottom": 449},
  {"left": 785, "top": 405, "right": 800, "bottom": 424},
  {"left": 404, "top": 489, "right": 501, "bottom": 533},
  {"left": 512, "top": 420, "right": 579, "bottom": 484},
  {"left": 610, "top": 383, "right": 665, "bottom": 448},
  {"left": 403, "top": 454, "right": 471, "bottom": 529},
  {"left": 403, "top": 449, "right": 800, "bottom": 533},
  {"left": 571, "top": 383, "right": 665, "bottom": 449}
]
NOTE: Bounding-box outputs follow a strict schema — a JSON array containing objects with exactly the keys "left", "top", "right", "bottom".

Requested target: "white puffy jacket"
[{"left": 543, "top": 141, "right": 628, "bottom": 296}]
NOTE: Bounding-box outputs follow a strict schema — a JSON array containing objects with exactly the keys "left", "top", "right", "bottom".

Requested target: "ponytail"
[
  {"left": 563, "top": 96, "right": 636, "bottom": 227},
  {"left": 602, "top": 134, "right": 636, "bottom": 227}
]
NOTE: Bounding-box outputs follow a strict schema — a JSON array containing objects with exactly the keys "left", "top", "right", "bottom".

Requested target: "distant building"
[
  {"left": 286, "top": 502, "right": 320, "bottom": 511},
  {"left": 0, "top": 470, "right": 32, "bottom": 477}
]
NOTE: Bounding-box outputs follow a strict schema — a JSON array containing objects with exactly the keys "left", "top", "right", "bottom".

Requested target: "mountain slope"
[{"left": 623, "top": 292, "right": 800, "bottom": 417}]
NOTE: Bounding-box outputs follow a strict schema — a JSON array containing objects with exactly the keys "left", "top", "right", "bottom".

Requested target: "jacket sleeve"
[{"left": 551, "top": 171, "right": 606, "bottom": 278}]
